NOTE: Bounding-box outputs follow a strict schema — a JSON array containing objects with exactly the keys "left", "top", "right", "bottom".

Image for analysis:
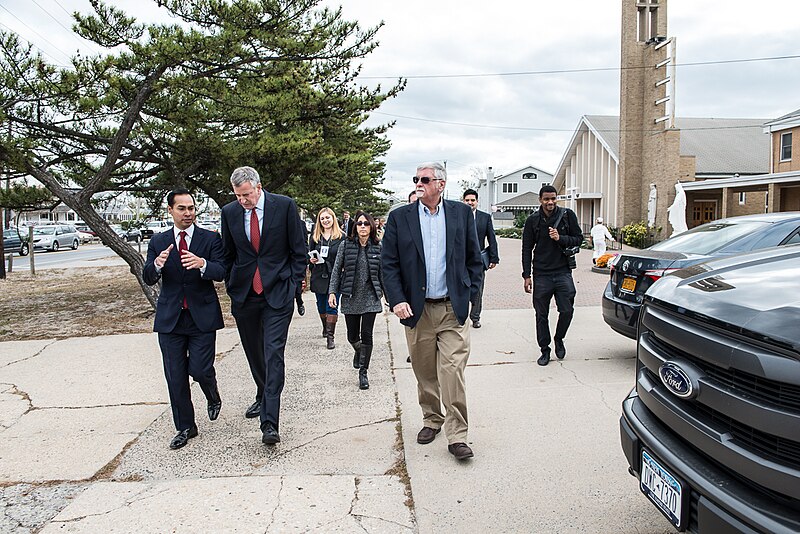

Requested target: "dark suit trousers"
[
  {"left": 469, "top": 270, "right": 486, "bottom": 322},
  {"left": 158, "top": 309, "right": 217, "bottom": 431},
  {"left": 232, "top": 290, "right": 293, "bottom": 430}
]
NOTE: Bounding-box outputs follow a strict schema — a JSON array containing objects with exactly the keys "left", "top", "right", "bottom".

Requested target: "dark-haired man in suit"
[
  {"left": 462, "top": 188, "right": 499, "bottom": 329},
  {"left": 220, "top": 166, "right": 307, "bottom": 446},
  {"left": 143, "top": 188, "right": 226, "bottom": 450},
  {"left": 382, "top": 161, "right": 483, "bottom": 462}
]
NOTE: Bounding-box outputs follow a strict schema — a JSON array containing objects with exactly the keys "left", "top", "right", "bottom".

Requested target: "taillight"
[{"left": 643, "top": 268, "right": 679, "bottom": 282}]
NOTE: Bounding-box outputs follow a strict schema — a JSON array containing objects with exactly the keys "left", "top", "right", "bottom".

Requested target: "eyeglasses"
[
  {"left": 412, "top": 176, "right": 442, "bottom": 184},
  {"left": 355, "top": 221, "right": 371, "bottom": 227}
]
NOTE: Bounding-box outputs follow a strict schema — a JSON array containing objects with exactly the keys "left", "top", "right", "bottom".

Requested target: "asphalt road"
[{"left": 5, "top": 242, "right": 142, "bottom": 271}]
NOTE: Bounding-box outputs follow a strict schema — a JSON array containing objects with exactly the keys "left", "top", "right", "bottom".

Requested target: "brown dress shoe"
[
  {"left": 448, "top": 442, "right": 474, "bottom": 460},
  {"left": 416, "top": 426, "right": 441, "bottom": 444}
]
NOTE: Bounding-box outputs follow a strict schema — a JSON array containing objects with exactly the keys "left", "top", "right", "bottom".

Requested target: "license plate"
[
  {"left": 640, "top": 450, "right": 683, "bottom": 529},
  {"left": 621, "top": 276, "right": 637, "bottom": 293}
]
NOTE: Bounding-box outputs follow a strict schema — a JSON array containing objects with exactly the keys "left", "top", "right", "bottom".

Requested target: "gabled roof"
[
  {"left": 554, "top": 115, "right": 769, "bottom": 190},
  {"left": 494, "top": 164, "right": 553, "bottom": 180},
  {"left": 495, "top": 191, "right": 539, "bottom": 208},
  {"left": 763, "top": 107, "right": 800, "bottom": 133}
]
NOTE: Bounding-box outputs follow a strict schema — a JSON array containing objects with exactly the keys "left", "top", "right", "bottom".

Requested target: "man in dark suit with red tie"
[
  {"left": 220, "top": 166, "right": 308, "bottom": 445},
  {"left": 143, "top": 188, "right": 226, "bottom": 450}
]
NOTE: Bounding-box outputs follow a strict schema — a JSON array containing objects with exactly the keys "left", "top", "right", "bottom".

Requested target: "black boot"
[
  {"left": 319, "top": 313, "right": 328, "bottom": 338},
  {"left": 350, "top": 341, "right": 361, "bottom": 369},
  {"left": 326, "top": 315, "right": 337, "bottom": 350},
  {"left": 358, "top": 344, "right": 373, "bottom": 390}
]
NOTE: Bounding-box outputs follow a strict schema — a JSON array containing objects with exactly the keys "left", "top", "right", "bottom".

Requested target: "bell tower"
[{"left": 618, "top": 0, "right": 681, "bottom": 231}]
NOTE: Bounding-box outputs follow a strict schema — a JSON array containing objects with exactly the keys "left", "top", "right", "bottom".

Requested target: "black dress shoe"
[
  {"left": 245, "top": 400, "right": 261, "bottom": 419},
  {"left": 448, "top": 442, "right": 474, "bottom": 460},
  {"left": 555, "top": 339, "right": 566, "bottom": 360},
  {"left": 472, "top": 320, "right": 481, "bottom": 328},
  {"left": 537, "top": 352, "right": 551, "bottom": 366},
  {"left": 169, "top": 425, "right": 198, "bottom": 450},
  {"left": 206, "top": 386, "right": 222, "bottom": 421},
  {"left": 416, "top": 426, "right": 441, "bottom": 444},
  {"left": 297, "top": 302, "right": 305, "bottom": 316},
  {"left": 262, "top": 423, "right": 281, "bottom": 445},
  {"left": 208, "top": 400, "right": 222, "bottom": 421}
]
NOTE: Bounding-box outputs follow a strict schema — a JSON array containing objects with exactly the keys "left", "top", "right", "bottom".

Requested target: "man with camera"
[{"left": 521, "top": 185, "right": 584, "bottom": 366}]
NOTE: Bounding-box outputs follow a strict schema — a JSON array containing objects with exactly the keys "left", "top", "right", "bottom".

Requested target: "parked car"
[
  {"left": 75, "top": 224, "right": 97, "bottom": 238},
  {"left": 3, "top": 228, "right": 29, "bottom": 256},
  {"left": 32, "top": 224, "right": 80, "bottom": 251},
  {"left": 77, "top": 231, "right": 95, "bottom": 244},
  {"left": 107, "top": 224, "right": 142, "bottom": 243},
  {"left": 141, "top": 220, "right": 173, "bottom": 239},
  {"left": 602, "top": 212, "right": 800, "bottom": 339},
  {"left": 620, "top": 244, "right": 800, "bottom": 533}
]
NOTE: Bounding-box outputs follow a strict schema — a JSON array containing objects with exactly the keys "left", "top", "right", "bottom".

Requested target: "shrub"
[
  {"left": 495, "top": 227, "right": 522, "bottom": 239},
  {"left": 513, "top": 211, "right": 531, "bottom": 229},
  {"left": 596, "top": 253, "right": 615, "bottom": 268},
  {"left": 620, "top": 221, "right": 662, "bottom": 248}
]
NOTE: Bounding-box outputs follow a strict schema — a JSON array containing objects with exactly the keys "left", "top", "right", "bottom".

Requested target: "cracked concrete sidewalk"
[{"left": 1, "top": 241, "right": 672, "bottom": 533}]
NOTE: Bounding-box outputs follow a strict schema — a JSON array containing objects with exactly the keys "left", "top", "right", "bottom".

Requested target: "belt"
[{"left": 425, "top": 296, "right": 450, "bottom": 304}]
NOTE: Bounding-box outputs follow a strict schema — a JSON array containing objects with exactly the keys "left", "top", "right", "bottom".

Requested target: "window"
[
  {"left": 780, "top": 132, "right": 792, "bottom": 161},
  {"left": 542, "top": 182, "right": 550, "bottom": 187},
  {"left": 502, "top": 183, "right": 518, "bottom": 194},
  {"left": 522, "top": 172, "right": 537, "bottom": 180},
  {"left": 738, "top": 192, "right": 746, "bottom": 205}
]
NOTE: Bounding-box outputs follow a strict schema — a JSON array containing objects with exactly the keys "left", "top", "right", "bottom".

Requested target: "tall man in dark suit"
[
  {"left": 220, "top": 166, "right": 308, "bottom": 445},
  {"left": 382, "top": 162, "right": 483, "bottom": 461},
  {"left": 462, "top": 188, "right": 499, "bottom": 329},
  {"left": 143, "top": 188, "right": 226, "bottom": 450}
]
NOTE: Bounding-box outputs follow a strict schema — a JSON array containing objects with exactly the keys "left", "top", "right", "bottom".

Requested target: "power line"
[
  {"left": 30, "top": 0, "right": 103, "bottom": 55},
  {"left": 0, "top": 20, "right": 70, "bottom": 68},
  {"left": 361, "top": 54, "right": 800, "bottom": 80},
  {"left": 372, "top": 111, "right": 764, "bottom": 133},
  {"left": 0, "top": 4, "right": 71, "bottom": 64}
]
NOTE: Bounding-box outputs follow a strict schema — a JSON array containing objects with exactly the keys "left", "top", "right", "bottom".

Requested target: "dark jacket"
[
  {"left": 475, "top": 209, "right": 500, "bottom": 265},
  {"left": 381, "top": 199, "right": 483, "bottom": 328},
  {"left": 220, "top": 192, "right": 308, "bottom": 308},
  {"left": 308, "top": 235, "right": 343, "bottom": 295},
  {"left": 143, "top": 226, "right": 226, "bottom": 333},
  {"left": 521, "top": 205, "right": 583, "bottom": 277},
  {"left": 332, "top": 239, "right": 383, "bottom": 299}
]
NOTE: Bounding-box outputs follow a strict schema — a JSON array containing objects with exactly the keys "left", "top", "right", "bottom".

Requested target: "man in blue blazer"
[
  {"left": 382, "top": 162, "right": 483, "bottom": 461},
  {"left": 220, "top": 166, "right": 308, "bottom": 446},
  {"left": 143, "top": 188, "right": 226, "bottom": 450},
  {"left": 462, "top": 188, "right": 500, "bottom": 329}
]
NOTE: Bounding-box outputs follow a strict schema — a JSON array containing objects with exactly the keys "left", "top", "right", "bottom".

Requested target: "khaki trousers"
[{"left": 405, "top": 301, "right": 470, "bottom": 444}]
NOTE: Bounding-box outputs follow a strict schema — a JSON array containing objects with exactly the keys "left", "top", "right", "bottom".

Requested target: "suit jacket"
[
  {"left": 220, "top": 192, "right": 308, "bottom": 309},
  {"left": 143, "top": 226, "right": 226, "bottom": 333},
  {"left": 381, "top": 199, "right": 483, "bottom": 328},
  {"left": 475, "top": 210, "right": 500, "bottom": 264}
]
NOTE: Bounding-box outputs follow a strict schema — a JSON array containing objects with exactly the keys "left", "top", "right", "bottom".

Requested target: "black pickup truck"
[{"left": 620, "top": 245, "right": 800, "bottom": 533}]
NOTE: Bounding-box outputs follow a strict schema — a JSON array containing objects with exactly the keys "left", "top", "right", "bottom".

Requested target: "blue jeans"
[{"left": 315, "top": 292, "right": 339, "bottom": 315}]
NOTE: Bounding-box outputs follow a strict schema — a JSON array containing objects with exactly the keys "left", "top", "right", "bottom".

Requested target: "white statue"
[
  {"left": 667, "top": 182, "right": 688, "bottom": 236},
  {"left": 647, "top": 183, "right": 657, "bottom": 228}
]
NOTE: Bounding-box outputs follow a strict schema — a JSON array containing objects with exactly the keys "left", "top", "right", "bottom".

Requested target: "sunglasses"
[
  {"left": 412, "top": 176, "right": 442, "bottom": 184},
  {"left": 355, "top": 221, "right": 371, "bottom": 227}
]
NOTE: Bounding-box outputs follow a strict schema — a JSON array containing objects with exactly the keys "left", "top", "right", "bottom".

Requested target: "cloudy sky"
[{"left": 2, "top": 0, "right": 799, "bottom": 198}]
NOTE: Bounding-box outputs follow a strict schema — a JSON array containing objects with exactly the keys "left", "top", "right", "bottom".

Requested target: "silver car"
[{"left": 32, "top": 224, "right": 80, "bottom": 251}]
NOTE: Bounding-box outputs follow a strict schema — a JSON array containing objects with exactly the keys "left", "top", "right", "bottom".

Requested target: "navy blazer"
[
  {"left": 143, "top": 226, "right": 226, "bottom": 333},
  {"left": 475, "top": 209, "right": 500, "bottom": 264},
  {"left": 381, "top": 199, "right": 483, "bottom": 328},
  {"left": 220, "top": 192, "right": 308, "bottom": 309}
]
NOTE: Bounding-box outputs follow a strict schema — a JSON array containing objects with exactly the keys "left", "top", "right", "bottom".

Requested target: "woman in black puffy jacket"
[{"left": 328, "top": 210, "right": 383, "bottom": 390}]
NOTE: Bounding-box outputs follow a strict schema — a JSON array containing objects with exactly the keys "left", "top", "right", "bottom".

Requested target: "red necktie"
[
  {"left": 250, "top": 209, "right": 263, "bottom": 294},
  {"left": 179, "top": 231, "right": 188, "bottom": 308}
]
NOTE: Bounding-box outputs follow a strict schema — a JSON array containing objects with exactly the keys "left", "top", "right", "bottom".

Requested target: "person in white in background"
[{"left": 590, "top": 217, "right": 613, "bottom": 264}]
